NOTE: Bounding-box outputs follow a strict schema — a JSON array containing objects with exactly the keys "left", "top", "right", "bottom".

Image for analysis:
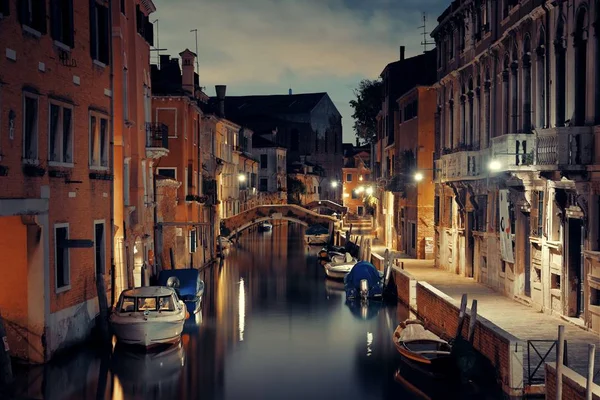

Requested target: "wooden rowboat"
[{"left": 392, "top": 319, "right": 454, "bottom": 379}]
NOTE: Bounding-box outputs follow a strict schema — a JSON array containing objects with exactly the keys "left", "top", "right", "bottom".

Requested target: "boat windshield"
[{"left": 119, "top": 295, "right": 176, "bottom": 312}]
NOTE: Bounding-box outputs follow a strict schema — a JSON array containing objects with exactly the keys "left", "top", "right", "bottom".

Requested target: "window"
[
  {"left": 120, "top": 0, "right": 125, "bottom": 14},
  {"left": 259, "top": 178, "right": 268, "bottom": 192},
  {"left": 23, "top": 93, "right": 39, "bottom": 161},
  {"left": 141, "top": 160, "right": 147, "bottom": 202},
  {"left": 55, "top": 224, "right": 70, "bottom": 291},
  {"left": 475, "top": 195, "right": 488, "bottom": 232},
  {"left": 434, "top": 196, "right": 440, "bottom": 225},
  {"left": 89, "top": 112, "right": 109, "bottom": 168},
  {"left": 94, "top": 221, "right": 105, "bottom": 275},
  {"left": 190, "top": 229, "right": 197, "bottom": 253},
  {"left": 135, "top": 5, "right": 154, "bottom": 45},
  {"left": 18, "top": 0, "right": 47, "bottom": 34},
  {"left": 260, "top": 154, "right": 268, "bottom": 169},
  {"left": 532, "top": 190, "right": 544, "bottom": 237},
  {"left": 0, "top": 0, "right": 10, "bottom": 16},
  {"left": 48, "top": 102, "right": 73, "bottom": 165},
  {"left": 124, "top": 158, "right": 131, "bottom": 205},
  {"left": 122, "top": 68, "right": 128, "bottom": 120},
  {"left": 411, "top": 223, "right": 416, "bottom": 249},
  {"left": 157, "top": 167, "right": 176, "bottom": 179},
  {"left": 346, "top": 173, "right": 352, "bottom": 182},
  {"left": 90, "top": 0, "right": 110, "bottom": 64},
  {"left": 184, "top": 167, "right": 188, "bottom": 197},
  {"left": 50, "top": 0, "right": 74, "bottom": 47}
]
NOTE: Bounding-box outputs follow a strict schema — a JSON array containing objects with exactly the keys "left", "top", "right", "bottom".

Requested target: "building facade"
[
  {"left": 253, "top": 135, "right": 288, "bottom": 205},
  {"left": 238, "top": 128, "right": 259, "bottom": 212},
  {"left": 0, "top": 0, "right": 112, "bottom": 362},
  {"left": 342, "top": 145, "right": 372, "bottom": 216},
  {"left": 393, "top": 86, "right": 437, "bottom": 259},
  {"left": 151, "top": 50, "right": 210, "bottom": 269},
  {"left": 112, "top": 0, "right": 160, "bottom": 292},
  {"left": 432, "top": 0, "right": 600, "bottom": 330}
]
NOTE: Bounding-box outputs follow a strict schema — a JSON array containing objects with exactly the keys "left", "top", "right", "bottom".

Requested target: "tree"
[
  {"left": 287, "top": 176, "right": 306, "bottom": 205},
  {"left": 349, "top": 79, "right": 383, "bottom": 145}
]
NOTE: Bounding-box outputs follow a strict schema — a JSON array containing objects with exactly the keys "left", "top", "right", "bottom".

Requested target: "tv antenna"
[
  {"left": 418, "top": 12, "right": 435, "bottom": 53},
  {"left": 149, "top": 19, "right": 167, "bottom": 65}
]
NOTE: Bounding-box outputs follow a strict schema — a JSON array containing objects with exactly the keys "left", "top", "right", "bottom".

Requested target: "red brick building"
[
  {"left": 0, "top": 0, "right": 112, "bottom": 362},
  {"left": 112, "top": 0, "right": 161, "bottom": 293}
]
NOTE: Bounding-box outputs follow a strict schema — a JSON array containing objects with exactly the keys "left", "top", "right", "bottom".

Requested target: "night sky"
[{"left": 152, "top": 0, "right": 448, "bottom": 142}]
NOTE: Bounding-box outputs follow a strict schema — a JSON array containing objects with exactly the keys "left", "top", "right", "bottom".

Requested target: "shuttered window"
[
  {"left": 50, "top": 0, "right": 74, "bottom": 47},
  {"left": 90, "top": 0, "right": 110, "bottom": 64},
  {"left": 18, "top": 0, "right": 47, "bottom": 33}
]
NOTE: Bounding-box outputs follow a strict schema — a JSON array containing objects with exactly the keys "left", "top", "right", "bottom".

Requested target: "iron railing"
[{"left": 146, "top": 122, "right": 168, "bottom": 149}]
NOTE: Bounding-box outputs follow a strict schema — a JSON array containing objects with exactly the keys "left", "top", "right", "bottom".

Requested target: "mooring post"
[
  {"left": 0, "top": 312, "right": 13, "bottom": 390},
  {"left": 95, "top": 273, "right": 111, "bottom": 345},
  {"left": 455, "top": 294, "right": 468, "bottom": 340},
  {"left": 587, "top": 344, "right": 596, "bottom": 400},
  {"left": 467, "top": 299, "right": 478, "bottom": 343},
  {"left": 556, "top": 325, "right": 565, "bottom": 400}
]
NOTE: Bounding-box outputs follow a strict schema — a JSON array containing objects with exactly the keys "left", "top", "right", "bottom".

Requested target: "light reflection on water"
[{"left": 11, "top": 223, "right": 503, "bottom": 400}]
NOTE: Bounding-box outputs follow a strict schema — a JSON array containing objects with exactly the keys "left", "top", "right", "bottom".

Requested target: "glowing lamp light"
[
  {"left": 366, "top": 187, "right": 373, "bottom": 195},
  {"left": 238, "top": 174, "right": 246, "bottom": 182},
  {"left": 488, "top": 160, "right": 502, "bottom": 171},
  {"left": 414, "top": 172, "right": 424, "bottom": 182},
  {"left": 331, "top": 181, "right": 338, "bottom": 188}
]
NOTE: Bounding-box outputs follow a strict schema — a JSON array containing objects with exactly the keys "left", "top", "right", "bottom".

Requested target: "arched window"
[
  {"left": 523, "top": 35, "right": 533, "bottom": 132},
  {"left": 449, "top": 84, "right": 455, "bottom": 149},
  {"left": 536, "top": 27, "right": 547, "bottom": 128},
  {"left": 511, "top": 43, "right": 519, "bottom": 132},
  {"left": 503, "top": 56, "right": 510, "bottom": 134},
  {"left": 595, "top": 2, "right": 600, "bottom": 123},
  {"left": 461, "top": 81, "right": 467, "bottom": 145},
  {"left": 555, "top": 16, "right": 566, "bottom": 126},
  {"left": 574, "top": 6, "right": 588, "bottom": 126},
  {"left": 484, "top": 66, "right": 491, "bottom": 147},
  {"left": 468, "top": 77, "right": 474, "bottom": 146}
]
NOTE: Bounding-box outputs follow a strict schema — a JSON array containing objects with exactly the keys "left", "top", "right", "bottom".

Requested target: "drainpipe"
[{"left": 108, "top": 0, "right": 116, "bottom": 307}]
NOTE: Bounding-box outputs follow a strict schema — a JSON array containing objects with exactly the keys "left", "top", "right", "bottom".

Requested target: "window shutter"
[
  {"left": 17, "top": 0, "right": 28, "bottom": 24},
  {"left": 50, "top": 0, "right": 59, "bottom": 40},
  {"left": 67, "top": 0, "right": 74, "bottom": 47},
  {"left": 89, "top": 0, "right": 97, "bottom": 60}
]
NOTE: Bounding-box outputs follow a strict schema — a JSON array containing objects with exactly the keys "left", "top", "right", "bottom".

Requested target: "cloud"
[{"left": 152, "top": 0, "right": 447, "bottom": 140}]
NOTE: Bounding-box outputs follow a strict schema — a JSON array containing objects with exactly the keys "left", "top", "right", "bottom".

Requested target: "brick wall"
[
  {"left": 414, "top": 282, "right": 523, "bottom": 396},
  {"left": 391, "top": 266, "right": 416, "bottom": 308},
  {"left": 546, "top": 362, "right": 600, "bottom": 400}
]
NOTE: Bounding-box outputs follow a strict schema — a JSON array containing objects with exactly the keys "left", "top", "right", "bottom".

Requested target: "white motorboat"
[
  {"left": 323, "top": 252, "right": 357, "bottom": 279},
  {"left": 110, "top": 286, "right": 187, "bottom": 348}
]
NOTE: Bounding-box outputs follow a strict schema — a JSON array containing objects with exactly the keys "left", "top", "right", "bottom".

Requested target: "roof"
[
  {"left": 252, "top": 134, "right": 283, "bottom": 149},
  {"left": 210, "top": 92, "right": 329, "bottom": 118},
  {"left": 121, "top": 286, "right": 176, "bottom": 297}
]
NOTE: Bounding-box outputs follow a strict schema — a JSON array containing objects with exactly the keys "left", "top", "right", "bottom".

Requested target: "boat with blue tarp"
[
  {"left": 158, "top": 269, "right": 205, "bottom": 316},
  {"left": 343, "top": 261, "right": 384, "bottom": 300}
]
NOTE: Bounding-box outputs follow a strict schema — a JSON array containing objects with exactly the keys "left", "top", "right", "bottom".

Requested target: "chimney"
[
  {"left": 215, "top": 85, "right": 226, "bottom": 117},
  {"left": 159, "top": 54, "right": 170, "bottom": 69},
  {"left": 400, "top": 46, "right": 405, "bottom": 61},
  {"left": 179, "top": 49, "right": 197, "bottom": 94}
]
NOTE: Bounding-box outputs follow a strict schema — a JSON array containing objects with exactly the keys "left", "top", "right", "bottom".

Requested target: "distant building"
[
  {"left": 210, "top": 93, "right": 343, "bottom": 202},
  {"left": 342, "top": 144, "right": 372, "bottom": 216},
  {"left": 253, "top": 135, "right": 287, "bottom": 205}
]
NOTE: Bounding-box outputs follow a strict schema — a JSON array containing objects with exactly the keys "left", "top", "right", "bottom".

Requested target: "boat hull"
[
  {"left": 111, "top": 316, "right": 185, "bottom": 348},
  {"left": 324, "top": 264, "right": 353, "bottom": 280}
]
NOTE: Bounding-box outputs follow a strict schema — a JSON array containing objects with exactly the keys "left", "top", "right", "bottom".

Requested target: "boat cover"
[
  {"left": 306, "top": 224, "right": 329, "bottom": 235},
  {"left": 345, "top": 261, "right": 381, "bottom": 289},
  {"left": 158, "top": 269, "right": 204, "bottom": 299},
  {"left": 399, "top": 323, "right": 448, "bottom": 344}
]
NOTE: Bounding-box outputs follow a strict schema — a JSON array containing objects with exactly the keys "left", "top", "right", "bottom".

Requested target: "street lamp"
[
  {"left": 366, "top": 186, "right": 373, "bottom": 195},
  {"left": 331, "top": 181, "right": 338, "bottom": 188},
  {"left": 238, "top": 173, "right": 246, "bottom": 182},
  {"left": 488, "top": 160, "right": 502, "bottom": 171},
  {"left": 413, "top": 172, "right": 424, "bottom": 182}
]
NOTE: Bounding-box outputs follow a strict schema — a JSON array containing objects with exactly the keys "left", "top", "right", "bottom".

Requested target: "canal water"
[{"left": 11, "top": 223, "right": 504, "bottom": 400}]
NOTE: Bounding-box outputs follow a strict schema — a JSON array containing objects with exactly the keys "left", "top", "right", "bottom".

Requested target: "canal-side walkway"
[{"left": 369, "top": 243, "right": 600, "bottom": 385}]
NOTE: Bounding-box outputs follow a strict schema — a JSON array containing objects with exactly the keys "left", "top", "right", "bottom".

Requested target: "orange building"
[
  {"left": 342, "top": 146, "right": 372, "bottom": 216},
  {"left": 0, "top": 0, "right": 112, "bottom": 362},
  {"left": 112, "top": 0, "right": 161, "bottom": 294},
  {"left": 393, "top": 86, "right": 436, "bottom": 259},
  {"left": 151, "top": 50, "right": 211, "bottom": 269}
]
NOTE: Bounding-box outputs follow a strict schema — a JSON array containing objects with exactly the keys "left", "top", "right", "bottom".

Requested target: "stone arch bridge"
[
  {"left": 304, "top": 200, "right": 347, "bottom": 215},
  {"left": 221, "top": 204, "right": 339, "bottom": 239}
]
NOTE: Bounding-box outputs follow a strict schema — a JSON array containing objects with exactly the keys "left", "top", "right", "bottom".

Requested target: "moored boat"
[
  {"left": 158, "top": 268, "right": 204, "bottom": 316},
  {"left": 323, "top": 252, "right": 356, "bottom": 279},
  {"left": 258, "top": 221, "right": 273, "bottom": 231},
  {"left": 110, "top": 286, "right": 187, "bottom": 348},
  {"left": 343, "top": 261, "right": 384, "bottom": 300},
  {"left": 392, "top": 319, "right": 454, "bottom": 379},
  {"left": 305, "top": 224, "right": 330, "bottom": 245}
]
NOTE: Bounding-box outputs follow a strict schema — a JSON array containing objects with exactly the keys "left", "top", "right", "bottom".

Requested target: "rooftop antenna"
[
  {"left": 149, "top": 19, "right": 167, "bottom": 65},
  {"left": 418, "top": 12, "right": 435, "bottom": 53},
  {"left": 190, "top": 28, "right": 199, "bottom": 74}
]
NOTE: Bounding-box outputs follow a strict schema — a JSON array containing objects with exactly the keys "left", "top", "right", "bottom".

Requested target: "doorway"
[
  {"left": 466, "top": 211, "right": 474, "bottom": 278},
  {"left": 523, "top": 212, "right": 531, "bottom": 298},
  {"left": 566, "top": 218, "right": 584, "bottom": 317}
]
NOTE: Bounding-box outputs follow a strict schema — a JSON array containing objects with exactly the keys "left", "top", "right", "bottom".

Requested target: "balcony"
[
  {"left": 535, "top": 127, "right": 593, "bottom": 169},
  {"left": 436, "top": 148, "right": 489, "bottom": 183},
  {"left": 490, "top": 133, "right": 534, "bottom": 171},
  {"left": 146, "top": 123, "right": 169, "bottom": 159}
]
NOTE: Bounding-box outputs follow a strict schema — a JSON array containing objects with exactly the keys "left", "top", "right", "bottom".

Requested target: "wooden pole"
[
  {"left": 587, "top": 344, "right": 596, "bottom": 400},
  {"left": 556, "top": 325, "right": 565, "bottom": 400},
  {"left": 454, "top": 294, "right": 468, "bottom": 340},
  {"left": 95, "top": 273, "right": 111, "bottom": 345},
  {"left": 468, "top": 299, "right": 478, "bottom": 343},
  {"left": 0, "top": 313, "right": 13, "bottom": 390}
]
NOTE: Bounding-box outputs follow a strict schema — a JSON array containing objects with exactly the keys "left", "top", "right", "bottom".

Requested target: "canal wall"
[
  {"left": 545, "top": 362, "right": 600, "bottom": 399},
  {"left": 391, "top": 266, "right": 524, "bottom": 397}
]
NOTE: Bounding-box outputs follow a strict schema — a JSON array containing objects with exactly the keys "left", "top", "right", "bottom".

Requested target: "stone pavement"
[{"left": 368, "top": 243, "right": 600, "bottom": 385}]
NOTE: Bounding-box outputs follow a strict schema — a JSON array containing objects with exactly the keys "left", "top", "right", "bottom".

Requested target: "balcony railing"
[
  {"left": 436, "top": 148, "right": 488, "bottom": 183},
  {"left": 535, "top": 127, "right": 593, "bottom": 167},
  {"left": 146, "top": 123, "right": 168, "bottom": 149},
  {"left": 490, "top": 133, "right": 534, "bottom": 169}
]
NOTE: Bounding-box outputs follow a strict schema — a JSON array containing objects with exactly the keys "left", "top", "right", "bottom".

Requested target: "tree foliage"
[
  {"left": 349, "top": 79, "right": 383, "bottom": 145},
  {"left": 287, "top": 176, "right": 306, "bottom": 205}
]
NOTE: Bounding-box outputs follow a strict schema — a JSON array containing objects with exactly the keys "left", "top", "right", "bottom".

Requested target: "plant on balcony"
[
  {"left": 22, "top": 163, "right": 46, "bottom": 177},
  {"left": 523, "top": 151, "right": 534, "bottom": 166}
]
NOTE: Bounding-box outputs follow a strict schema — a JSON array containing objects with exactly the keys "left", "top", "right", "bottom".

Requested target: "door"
[
  {"left": 567, "top": 218, "right": 584, "bottom": 317},
  {"left": 466, "top": 211, "right": 474, "bottom": 277}
]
